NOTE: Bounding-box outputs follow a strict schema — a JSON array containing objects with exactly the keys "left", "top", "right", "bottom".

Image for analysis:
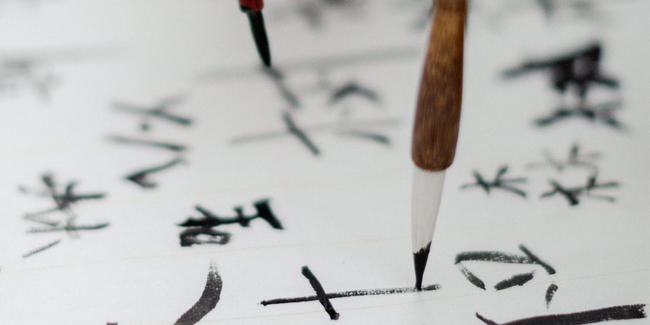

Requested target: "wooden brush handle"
[{"left": 411, "top": 0, "right": 467, "bottom": 171}]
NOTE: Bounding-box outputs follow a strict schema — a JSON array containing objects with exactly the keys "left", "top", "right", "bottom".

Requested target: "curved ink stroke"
[
  {"left": 476, "top": 304, "right": 646, "bottom": 325},
  {"left": 174, "top": 263, "right": 223, "bottom": 325}
]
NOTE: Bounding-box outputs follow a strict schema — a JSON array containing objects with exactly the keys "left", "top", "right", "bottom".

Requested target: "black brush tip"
[
  {"left": 413, "top": 242, "right": 432, "bottom": 291},
  {"left": 246, "top": 11, "right": 271, "bottom": 67}
]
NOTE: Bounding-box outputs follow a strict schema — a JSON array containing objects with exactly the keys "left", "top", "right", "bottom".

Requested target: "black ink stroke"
[
  {"left": 180, "top": 228, "right": 230, "bottom": 247},
  {"left": 460, "top": 166, "right": 527, "bottom": 198},
  {"left": 302, "top": 266, "right": 339, "bottom": 320},
  {"left": 174, "top": 263, "right": 222, "bottom": 325},
  {"left": 456, "top": 245, "right": 555, "bottom": 291},
  {"left": 328, "top": 82, "right": 380, "bottom": 106},
  {"left": 108, "top": 136, "right": 187, "bottom": 152},
  {"left": 113, "top": 96, "right": 192, "bottom": 132},
  {"left": 179, "top": 200, "right": 283, "bottom": 230},
  {"left": 534, "top": 100, "right": 625, "bottom": 130},
  {"left": 19, "top": 173, "right": 109, "bottom": 257},
  {"left": 540, "top": 173, "right": 619, "bottom": 206},
  {"left": 262, "top": 265, "right": 440, "bottom": 320},
  {"left": 458, "top": 264, "right": 486, "bottom": 290},
  {"left": 231, "top": 117, "right": 398, "bottom": 155},
  {"left": 179, "top": 199, "right": 281, "bottom": 247},
  {"left": 545, "top": 283, "right": 559, "bottom": 308},
  {"left": 503, "top": 42, "right": 618, "bottom": 99},
  {"left": 282, "top": 111, "right": 320, "bottom": 155},
  {"left": 476, "top": 304, "right": 646, "bottom": 325},
  {"left": 0, "top": 57, "right": 57, "bottom": 102},
  {"left": 493, "top": 272, "right": 535, "bottom": 290},
  {"left": 22, "top": 239, "right": 61, "bottom": 258},
  {"left": 20, "top": 174, "right": 105, "bottom": 221},
  {"left": 528, "top": 144, "right": 599, "bottom": 172},
  {"left": 263, "top": 67, "right": 301, "bottom": 109},
  {"left": 125, "top": 158, "right": 185, "bottom": 188}
]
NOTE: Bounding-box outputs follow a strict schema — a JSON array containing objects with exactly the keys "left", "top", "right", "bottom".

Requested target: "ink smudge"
[
  {"left": 476, "top": 304, "right": 646, "bottom": 325},
  {"left": 174, "top": 263, "right": 222, "bottom": 325},
  {"left": 494, "top": 272, "right": 534, "bottom": 290}
]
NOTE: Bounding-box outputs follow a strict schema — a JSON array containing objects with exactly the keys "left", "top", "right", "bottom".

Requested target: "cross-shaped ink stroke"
[
  {"left": 540, "top": 173, "right": 619, "bottom": 206},
  {"left": 456, "top": 245, "right": 559, "bottom": 305},
  {"left": 534, "top": 100, "right": 624, "bottom": 129},
  {"left": 0, "top": 58, "right": 56, "bottom": 102},
  {"left": 503, "top": 42, "right": 618, "bottom": 99},
  {"left": 125, "top": 157, "right": 185, "bottom": 189},
  {"left": 460, "top": 166, "right": 527, "bottom": 198},
  {"left": 528, "top": 144, "right": 599, "bottom": 172},
  {"left": 178, "top": 199, "right": 282, "bottom": 247},
  {"left": 261, "top": 266, "right": 440, "bottom": 320},
  {"left": 113, "top": 95, "right": 192, "bottom": 132},
  {"left": 19, "top": 173, "right": 108, "bottom": 257},
  {"left": 477, "top": 304, "right": 646, "bottom": 325},
  {"left": 231, "top": 113, "right": 398, "bottom": 156}
]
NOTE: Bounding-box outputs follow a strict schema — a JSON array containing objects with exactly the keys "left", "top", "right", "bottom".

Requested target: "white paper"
[{"left": 0, "top": 0, "right": 648, "bottom": 324}]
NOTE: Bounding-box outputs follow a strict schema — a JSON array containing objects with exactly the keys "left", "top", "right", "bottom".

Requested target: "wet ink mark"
[
  {"left": 22, "top": 239, "right": 61, "bottom": 258},
  {"left": 540, "top": 173, "right": 619, "bottom": 206},
  {"left": 262, "top": 265, "right": 440, "bottom": 320},
  {"left": 493, "top": 272, "right": 534, "bottom": 290},
  {"left": 125, "top": 157, "right": 185, "bottom": 189},
  {"left": 535, "top": 100, "right": 625, "bottom": 130},
  {"left": 108, "top": 136, "right": 187, "bottom": 152},
  {"left": 527, "top": 143, "right": 599, "bottom": 172},
  {"left": 327, "top": 82, "right": 380, "bottom": 106},
  {"left": 174, "top": 262, "right": 222, "bottom": 325},
  {"left": 545, "top": 283, "right": 559, "bottom": 308},
  {"left": 113, "top": 96, "right": 192, "bottom": 132},
  {"left": 476, "top": 304, "right": 646, "bottom": 325},
  {"left": 460, "top": 166, "right": 527, "bottom": 198},
  {"left": 19, "top": 173, "right": 108, "bottom": 257},
  {"left": 178, "top": 199, "right": 281, "bottom": 247},
  {"left": 456, "top": 245, "right": 555, "bottom": 291},
  {"left": 503, "top": 42, "right": 618, "bottom": 100}
]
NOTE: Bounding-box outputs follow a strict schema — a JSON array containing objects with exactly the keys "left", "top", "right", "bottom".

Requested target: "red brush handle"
[{"left": 239, "top": 0, "right": 264, "bottom": 11}]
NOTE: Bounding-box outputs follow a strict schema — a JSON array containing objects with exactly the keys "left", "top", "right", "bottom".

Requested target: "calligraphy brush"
[
  {"left": 411, "top": 0, "right": 467, "bottom": 291},
  {"left": 239, "top": 0, "right": 271, "bottom": 67}
]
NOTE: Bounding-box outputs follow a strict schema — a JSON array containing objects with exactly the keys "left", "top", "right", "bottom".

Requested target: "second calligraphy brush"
[
  {"left": 239, "top": 0, "right": 271, "bottom": 67},
  {"left": 411, "top": 0, "right": 467, "bottom": 290}
]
